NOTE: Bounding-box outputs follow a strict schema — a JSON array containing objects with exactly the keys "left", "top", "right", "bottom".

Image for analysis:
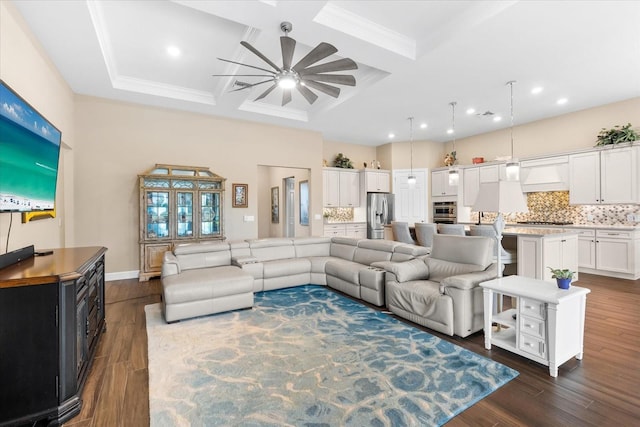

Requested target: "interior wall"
[
  {"left": 445, "top": 97, "right": 640, "bottom": 165},
  {"left": 323, "top": 139, "right": 377, "bottom": 170},
  {"left": 0, "top": 1, "right": 75, "bottom": 253},
  {"left": 74, "top": 96, "right": 324, "bottom": 273}
]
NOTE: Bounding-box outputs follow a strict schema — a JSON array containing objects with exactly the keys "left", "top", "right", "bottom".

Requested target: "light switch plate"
[{"left": 243, "top": 215, "right": 255, "bottom": 222}]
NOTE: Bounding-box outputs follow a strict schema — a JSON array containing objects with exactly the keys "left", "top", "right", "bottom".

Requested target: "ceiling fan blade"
[
  {"left": 217, "top": 58, "right": 276, "bottom": 74},
  {"left": 303, "top": 74, "right": 356, "bottom": 86},
  {"left": 301, "top": 80, "right": 340, "bottom": 98},
  {"left": 282, "top": 89, "right": 292, "bottom": 106},
  {"left": 296, "top": 84, "right": 318, "bottom": 104},
  {"left": 292, "top": 42, "right": 338, "bottom": 72},
  {"left": 255, "top": 83, "right": 278, "bottom": 101},
  {"left": 281, "top": 36, "right": 296, "bottom": 70},
  {"left": 211, "top": 74, "right": 275, "bottom": 77},
  {"left": 299, "top": 58, "right": 358, "bottom": 75},
  {"left": 229, "top": 79, "right": 275, "bottom": 93},
  {"left": 240, "top": 41, "right": 281, "bottom": 72}
]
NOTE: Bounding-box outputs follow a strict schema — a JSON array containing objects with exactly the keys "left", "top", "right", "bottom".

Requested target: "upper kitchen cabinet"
[
  {"left": 569, "top": 146, "right": 637, "bottom": 204},
  {"left": 461, "top": 163, "right": 506, "bottom": 206},
  {"left": 361, "top": 169, "right": 391, "bottom": 193},
  {"left": 323, "top": 168, "right": 360, "bottom": 207},
  {"left": 432, "top": 169, "right": 457, "bottom": 198}
]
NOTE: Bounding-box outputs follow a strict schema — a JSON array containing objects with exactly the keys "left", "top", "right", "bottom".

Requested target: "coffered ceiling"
[{"left": 12, "top": 0, "right": 640, "bottom": 145}]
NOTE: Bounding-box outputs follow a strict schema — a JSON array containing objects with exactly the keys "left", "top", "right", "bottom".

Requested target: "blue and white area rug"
[{"left": 146, "top": 285, "right": 518, "bottom": 426}]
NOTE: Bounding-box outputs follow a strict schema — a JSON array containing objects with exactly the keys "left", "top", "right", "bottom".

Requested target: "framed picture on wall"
[
  {"left": 232, "top": 183, "right": 248, "bottom": 208},
  {"left": 271, "top": 186, "right": 279, "bottom": 223},
  {"left": 299, "top": 180, "right": 309, "bottom": 226}
]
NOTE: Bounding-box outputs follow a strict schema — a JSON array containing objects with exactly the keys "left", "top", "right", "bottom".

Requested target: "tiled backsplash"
[
  {"left": 324, "top": 207, "right": 354, "bottom": 222},
  {"left": 472, "top": 191, "right": 640, "bottom": 226}
]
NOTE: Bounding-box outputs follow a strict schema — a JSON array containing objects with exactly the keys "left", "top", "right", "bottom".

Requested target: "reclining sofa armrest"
[
  {"left": 161, "top": 252, "right": 180, "bottom": 277},
  {"left": 440, "top": 263, "right": 498, "bottom": 291},
  {"left": 379, "top": 258, "right": 429, "bottom": 283}
]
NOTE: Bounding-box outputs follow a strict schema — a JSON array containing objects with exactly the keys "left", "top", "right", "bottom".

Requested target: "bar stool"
[
  {"left": 414, "top": 223, "right": 437, "bottom": 248},
  {"left": 391, "top": 221, "right": 416, "bottom": 244},
  {"left": 437, "top": 224, "right": 466, "bottom": 236}
]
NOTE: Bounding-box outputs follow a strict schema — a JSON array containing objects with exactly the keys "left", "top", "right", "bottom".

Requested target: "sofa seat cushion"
[
  {"left": 163, "top": 266, "right": 253, "bottom": 304},
  {"left": 325, "top": 259, "right": 365, "bottom": 284},
  {"left": 386, "top": 280, "right": 442, "bottom": 316},
  {"left": 263, "top": 258, "right": 311, "bottom": 279}
]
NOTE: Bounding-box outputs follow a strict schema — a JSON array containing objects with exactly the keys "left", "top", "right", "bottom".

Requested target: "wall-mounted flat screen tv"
[{"left": 0, "top": 79, "right": 62, "bottom": 212}]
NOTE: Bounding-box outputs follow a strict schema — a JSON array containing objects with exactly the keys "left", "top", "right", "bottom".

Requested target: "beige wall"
[
  {"left": 445, "top": 97, "right": 640, "bottom": 165},
  {"left": 0, "top": 1, "right": 75, "bottom": 253},
  {"left": 74, "top": 96, "right": 326, "bottom": 273},
  {"left": 258, "top": 166, "right": 310, "bottom": 238}
]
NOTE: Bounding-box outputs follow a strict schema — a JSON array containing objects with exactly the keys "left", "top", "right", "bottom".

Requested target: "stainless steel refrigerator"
[{"left": 367, "top": 192, "right": 394, "bottom": 239}]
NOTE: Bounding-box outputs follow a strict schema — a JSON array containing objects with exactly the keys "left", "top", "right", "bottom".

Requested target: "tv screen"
[{"left": 0, "top": 79, "right": 62, "bottom": 212}]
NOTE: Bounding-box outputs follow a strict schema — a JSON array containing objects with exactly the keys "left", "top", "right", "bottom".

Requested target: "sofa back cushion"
[
  {"left": 294, "top": 237, "right": 331, "bottom": 258},
  {"left": 430, "top": 235, "right": 493, "bottom": 267},
  {"left": 247, "top": 238, "right": 296, "bottom": 261},
  {"left": 330, "top": 237, "right": 359, "bottom": 261},
  {"left": 229, "top": 240, "right": 251, "bottom": 258},
  {"left": 174, "top": 242, "right": 231, "bottom": 271},
  {"left": 353, "top": 239, "right": 397, "bottom": 265},
  {"left": 426, "top": 258, "right": 486, "bottom": 283}
]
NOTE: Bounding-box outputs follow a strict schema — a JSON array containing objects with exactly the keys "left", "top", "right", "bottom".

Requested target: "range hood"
[{"left": 520, "top": 156, "right": 569, "bottom": 192}]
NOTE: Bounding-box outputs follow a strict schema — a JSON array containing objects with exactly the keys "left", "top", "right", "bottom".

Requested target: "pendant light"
[
  {"left": 448, "top": 101, "right": 459, "bottom": 186},
  {"left": 407, "top": 116, "right": 417, "bottom": 186},
  {"left": 505, "top": 80, "right": 520, "bottom": 181}
]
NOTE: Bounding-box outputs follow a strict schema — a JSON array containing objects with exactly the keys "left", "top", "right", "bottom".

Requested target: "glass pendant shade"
[
  {"left": 448, "top": 168, "right": 459, "bottom": 186},
  {"left": 506, "top": 160, "right": 520, "bottom": 181},
  {"left": 407, "top": 175, "right": 417, "bottom": 186}
]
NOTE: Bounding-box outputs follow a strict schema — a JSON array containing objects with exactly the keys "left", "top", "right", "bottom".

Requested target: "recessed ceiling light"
[
  {"left": 466, "top": 108, "right": 476, "bottom": 115},
  {"left": 557, "top": 98, "right": 568, "bottom": 105},
  {"left": 493, "top": 116, "right": 502, "bottom": 122},
  {"left": 388, "top": 133, "right": 395, "bottom": 139},
  {"left": 420, "top": 123, "right": 427, "bottom": 129},
  {"left": 167, "top": 45, "right": 181, "bottom": 57},
  {"left": 446, "top": 129, "right": 454, "bottom": 135},
  {"left": 531, "top": 86, "right": 543, "bottom": 94}
]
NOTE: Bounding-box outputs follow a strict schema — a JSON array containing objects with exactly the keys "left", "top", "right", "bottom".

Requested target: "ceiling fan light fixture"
[{"left": 277, "top": 71, "right": 299, "bottom": 89}]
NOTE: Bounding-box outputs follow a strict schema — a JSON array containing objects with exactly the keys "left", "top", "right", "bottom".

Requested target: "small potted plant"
[
  {"left": 595, "top": 123, "right": 639, "bottom": 146},
  {"left": 547, "top": 267, "right": 575, "bottom": 289}
]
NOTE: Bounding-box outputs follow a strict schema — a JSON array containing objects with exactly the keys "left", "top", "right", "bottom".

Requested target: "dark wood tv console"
[{"left": 0, "top": 247, "right": 107, "bottom": 427}]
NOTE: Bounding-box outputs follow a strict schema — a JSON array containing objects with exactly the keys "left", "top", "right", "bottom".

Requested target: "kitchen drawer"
[
  {"left": 519, "top": 333, "right": 547, "bottom": 358},
  {"left": 596, "top": 230, "right": 634, "bottom": 239},
  {"left": 519, "top": 315, "right": 546, "bottom": 340},
  {"left": 575, "top": 229, "right": 595, "bottom": 238},
  {"left": 324, "top": 224, "right": 346, "bottom": 237},
  {"left": 520, "top": 297, "right": 545, "bottom": 320}
]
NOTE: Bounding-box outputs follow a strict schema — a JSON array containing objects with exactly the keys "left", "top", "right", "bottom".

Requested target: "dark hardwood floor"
[{"left": 65, "top": 273, "right": 640, "bottom": 426}]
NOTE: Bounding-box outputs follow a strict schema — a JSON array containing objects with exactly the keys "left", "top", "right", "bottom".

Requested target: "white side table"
[{"left": 480, "top": 275, "right": 590, "bottom": 377}]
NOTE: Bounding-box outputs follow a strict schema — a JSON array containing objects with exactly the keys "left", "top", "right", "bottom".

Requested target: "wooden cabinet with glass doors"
[{"left": 138, "top": 164, "right": 225, "bottom": 281}]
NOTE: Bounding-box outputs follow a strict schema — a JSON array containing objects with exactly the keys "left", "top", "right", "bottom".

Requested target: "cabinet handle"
[
  {"left": 606, "top": 233, "right": 620, "bottom": 236},
  {"left": 524, "top": 305, "right": 535, "bottom": 310}
]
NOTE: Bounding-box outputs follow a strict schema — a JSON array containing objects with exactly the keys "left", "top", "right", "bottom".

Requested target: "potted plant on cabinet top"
[
  {"left": 548, "top": 267, "right": 575, "bottom": 289},
  {"left": 595, "top": 123, "right": 639, "bottom": 146}
]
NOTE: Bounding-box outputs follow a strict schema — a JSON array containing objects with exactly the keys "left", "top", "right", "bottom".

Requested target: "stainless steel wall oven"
[{"left": 433, "top": 201, "right": 457, "bottom": 224}]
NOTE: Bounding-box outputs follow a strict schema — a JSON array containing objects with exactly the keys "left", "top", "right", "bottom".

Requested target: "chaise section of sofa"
[{"left": 161, "top": 241, "right": 254, "bottom": 322}]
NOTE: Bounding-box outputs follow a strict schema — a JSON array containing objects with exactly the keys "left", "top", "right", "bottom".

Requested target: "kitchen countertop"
[{"left": 460, "top": 222, "right": 639, "bottom": 231}]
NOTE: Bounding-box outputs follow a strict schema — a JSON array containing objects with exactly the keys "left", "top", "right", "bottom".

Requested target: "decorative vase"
[{"left": 556, "top": 278, "right": 571, "bottom": 290}]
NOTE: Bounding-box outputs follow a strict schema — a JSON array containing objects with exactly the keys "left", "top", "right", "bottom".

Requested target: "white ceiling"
[{"left": 12, "top": 0, "right": 640, "bottom": 146}]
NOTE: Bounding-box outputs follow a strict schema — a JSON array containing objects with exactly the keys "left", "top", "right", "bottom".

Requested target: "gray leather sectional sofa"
[{"left": 161, "top": 234, "right": 498, "bottom": 338}]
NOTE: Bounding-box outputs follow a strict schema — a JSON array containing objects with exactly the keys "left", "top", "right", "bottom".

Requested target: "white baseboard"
[{"left": 106, "top": 270, "right": 139, "bottom": 282}]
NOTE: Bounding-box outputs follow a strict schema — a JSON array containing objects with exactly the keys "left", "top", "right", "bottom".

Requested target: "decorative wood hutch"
[{"left": 138, "top": 164, "right": 226, "bottom": 281}]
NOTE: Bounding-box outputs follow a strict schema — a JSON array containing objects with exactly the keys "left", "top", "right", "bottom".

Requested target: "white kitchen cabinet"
[
  {"left": 323, "top": 168, "right": 360, "bottom": 207},
  {"left": 323, "top": 169, "right": 340, "bottom": 207},
  {"left": 595, "top": 229, "right": 635, "bottom": 275},
  {"left": 569, "top": 147, "right": 637, "bottom": 204},
  {"left": 463, "top": 167, "right": 479, "bottom": 206},
  {"left": 431, "top": 169, "right": 457, "bottom": 197},
  {"left": 518, "top": 233, "right": 579, "bottom": 282},
  {"left": 576, "top": 229, "right": 596, "bottom": 270},
  {"left": 339, "top": 170, "right": 360, "bottom": 207},
  {"left": 324, "top": 223, "right": 345, "bottom": 237},
  {"left": 361, "top": 170, "right": 390, "bottom": 193},
  {"left": 462, "top": 163, "right": 508, "bottom": 206},
  {"left": 345, "top": 223, "right": 367, "bottom": 238}
]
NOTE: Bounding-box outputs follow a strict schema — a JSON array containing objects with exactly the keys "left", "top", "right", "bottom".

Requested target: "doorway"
[{"left": 283, "top": 177, "right": 295, "bottom": 237}]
